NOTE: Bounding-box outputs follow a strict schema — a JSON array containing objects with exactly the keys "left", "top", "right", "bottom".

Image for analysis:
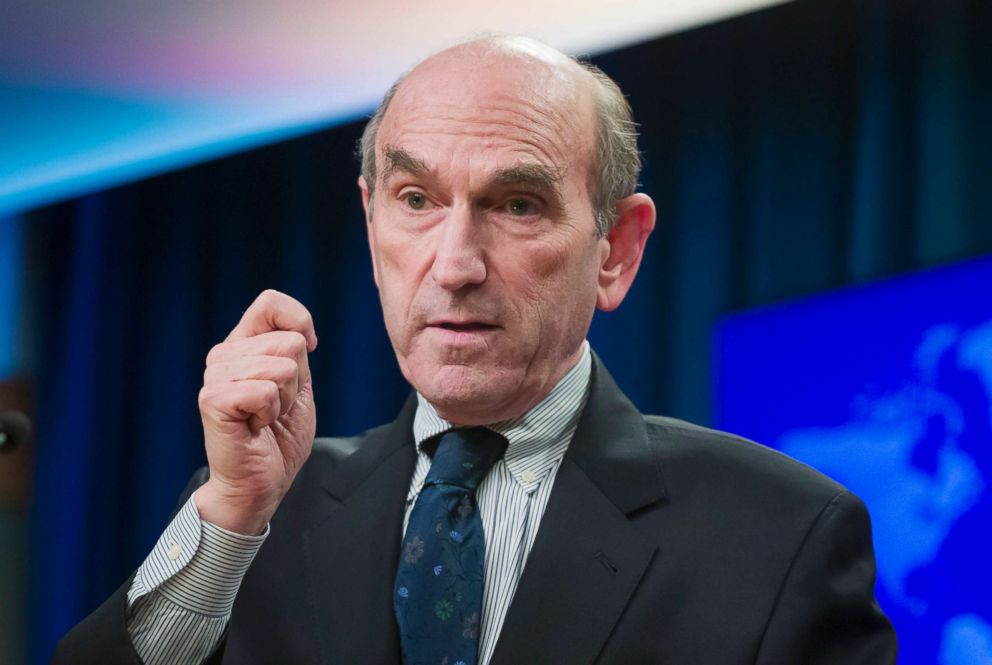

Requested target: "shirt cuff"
[{"left": 127, "top": 494, "right": 269, "bottom": 617}]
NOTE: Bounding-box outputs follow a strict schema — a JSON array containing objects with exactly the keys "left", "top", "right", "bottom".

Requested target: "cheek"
[
  {"left": 373, "top": 230, "right": 432, "bottom": 326},
  {"left": 495, "top": 235, "right": 600, "bottom": 328}
]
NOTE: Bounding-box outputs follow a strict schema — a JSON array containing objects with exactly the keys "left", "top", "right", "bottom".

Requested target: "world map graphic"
[
  {"left": 779, "top": 319, "right": 992, "bottom": 663},
  {"left": 716, "top": 258, "right": 992, "bottom": 664}
]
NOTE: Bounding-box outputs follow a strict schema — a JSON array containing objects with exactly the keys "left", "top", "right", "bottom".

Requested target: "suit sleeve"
[
  {"left": 754, "top": 491, "right": 898, "bottom": 665},
  {"left": 52, "top": 468, "right": 225, "bottom": 665}
]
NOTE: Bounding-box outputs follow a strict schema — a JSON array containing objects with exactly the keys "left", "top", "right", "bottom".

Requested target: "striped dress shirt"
[{"left": 126, "top": 341, "right": 591, "bottom": 665}]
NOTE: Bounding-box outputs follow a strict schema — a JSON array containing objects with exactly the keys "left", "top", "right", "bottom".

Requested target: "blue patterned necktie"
[{"left": 394, "top": 427, "right": 508, "bottom": 665}]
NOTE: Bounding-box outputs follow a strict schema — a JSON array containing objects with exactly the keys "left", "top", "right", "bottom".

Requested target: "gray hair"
[{"left": 357, "top": 58, "right": 641, "bottom": 237}]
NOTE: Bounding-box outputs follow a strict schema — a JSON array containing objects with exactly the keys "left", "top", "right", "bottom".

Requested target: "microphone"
[{"left": 0, "top": 411, "right": 30, "bottom": 453}]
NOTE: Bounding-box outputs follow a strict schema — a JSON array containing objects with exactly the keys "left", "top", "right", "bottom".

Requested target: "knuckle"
[
  {"left": 198, "top": 385, "right": 216, "bottom": 409},
  {"left": 205, "top": 342, "right": 227, "bottom": 365},
  {"left": 284, "top": 331, "right": 307, "bottom": 355},
  {"left": 203, "top": 363, "right": 220, "bottom": 384},
  {"left": 263, "top": 380, "right": 281, "bottom": 404},
  {"left": 275, "top": 356, "right": 299, "bottom": 381},
  {"left": 259, "top": 288, "right": 281, "bottom": 307}
]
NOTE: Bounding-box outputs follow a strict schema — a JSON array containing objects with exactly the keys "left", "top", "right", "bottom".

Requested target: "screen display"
[{"left": 715, "top": 257, "right": 992, "bottom": 663}]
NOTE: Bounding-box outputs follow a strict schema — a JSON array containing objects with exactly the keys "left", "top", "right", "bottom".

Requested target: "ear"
[
  {"left": 358, "top": 175, "right": 381, "bottom": 289},
  {"left": 597, "top": 193, "right": 656, "bottom": 312}
]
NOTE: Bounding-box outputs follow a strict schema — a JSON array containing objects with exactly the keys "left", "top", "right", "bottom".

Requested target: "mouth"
[{"left": 429, "top": 321, "right": 499, "bottom": 333}]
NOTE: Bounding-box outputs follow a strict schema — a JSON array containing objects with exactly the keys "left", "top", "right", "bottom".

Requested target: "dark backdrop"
[{"left": 25, "top": 0, "right": 992, "bottom": 661}]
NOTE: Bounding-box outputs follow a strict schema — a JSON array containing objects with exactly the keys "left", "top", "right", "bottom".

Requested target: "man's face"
[{"left": 362, "top": 47, "right": 609, "bottom": 424}]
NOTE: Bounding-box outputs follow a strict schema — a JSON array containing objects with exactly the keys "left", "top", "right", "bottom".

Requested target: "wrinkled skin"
[
  {"left": 194, "top": 38, "right": 655, "bottom": 534},
  {"left": 361, "top": 39, "right": 655, "bottom": 425}
]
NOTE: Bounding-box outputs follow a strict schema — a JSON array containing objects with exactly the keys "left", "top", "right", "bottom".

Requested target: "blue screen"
[{"left": 715, "top": 256, "right": 992, "bottom": 664}]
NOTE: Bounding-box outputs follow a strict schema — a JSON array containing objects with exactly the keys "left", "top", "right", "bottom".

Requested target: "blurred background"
[{"left": 1, "top": 0, "right": 990, "bottom": 662}]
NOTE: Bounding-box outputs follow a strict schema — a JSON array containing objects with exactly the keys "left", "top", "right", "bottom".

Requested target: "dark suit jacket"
[{"left": 55, "top": 357, "right": 897, "bottom": 664}]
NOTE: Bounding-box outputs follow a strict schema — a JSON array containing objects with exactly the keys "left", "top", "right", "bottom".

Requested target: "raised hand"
[{"left": 194, "top": 290, "right": 319, "bottom": 534}]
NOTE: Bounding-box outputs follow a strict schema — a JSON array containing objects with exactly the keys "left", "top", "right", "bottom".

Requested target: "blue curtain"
[{"left": 26, "top": 0, "right": 992, "bottom": 661}]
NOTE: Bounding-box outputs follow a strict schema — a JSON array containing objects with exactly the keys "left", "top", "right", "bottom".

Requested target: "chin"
[{"left": 409, "top": 362, "right": 521, "bottom": 424}]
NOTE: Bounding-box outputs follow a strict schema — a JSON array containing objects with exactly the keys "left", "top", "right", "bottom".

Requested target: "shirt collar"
[{"left": 413, "top": 341, "right": 592, "bottom": 487}]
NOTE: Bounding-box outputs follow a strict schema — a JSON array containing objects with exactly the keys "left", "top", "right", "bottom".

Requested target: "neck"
[{"left": 414, "top": 341, "right": 591, "bottom": 440}]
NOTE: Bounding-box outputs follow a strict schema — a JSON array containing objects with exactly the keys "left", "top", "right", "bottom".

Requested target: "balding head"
[
  {"left": 358, "top": 36, "right": 641, "bottom": 236},
  {"left": 356, "top": 35, "right": 656, "bottom": 425},
  {"left": 424, "top": 34, "right": 586, "bottom": 76}
]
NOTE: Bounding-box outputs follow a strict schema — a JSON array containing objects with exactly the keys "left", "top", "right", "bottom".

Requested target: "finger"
[
  {"left": 207, "top": 331, "right": 312, "bottom": 386},
  {"left": 211, "top": 332, "right": 311, "bottom": 387},
  {"left": 200, "top": 379, "right": 281, "bottom": 433},
  {"left": 296, "top": 341, "right": 312, "bottom": 391},
  {"left": 208, "top": 331, "right": 308, "bottom": 363},
  {"left": 226, "top": 290, "right": 318, "bottom": 351},
  {"left": 204, "top": 356, "right": 299, "bottom": 416}
]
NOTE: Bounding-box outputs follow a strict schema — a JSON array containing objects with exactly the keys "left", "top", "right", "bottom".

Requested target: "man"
[{"left": 55, "top": 36, "right": 897, "bottom": 664}]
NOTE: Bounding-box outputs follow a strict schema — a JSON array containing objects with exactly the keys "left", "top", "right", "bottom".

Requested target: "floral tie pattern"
[{"left": 394, "top": 428, "right": 507, "bottom": 665}]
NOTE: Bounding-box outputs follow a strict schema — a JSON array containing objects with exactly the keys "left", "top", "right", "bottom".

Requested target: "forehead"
[{"left": 377, "top": 50, "right": 597, "bottom": 177}]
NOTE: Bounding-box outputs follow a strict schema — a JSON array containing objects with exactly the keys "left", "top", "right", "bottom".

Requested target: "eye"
[
  {"left": 403, "top": 191, "right": 428, "bottom": 210},
  {"left": 505, "top": 198, "right": 534, "bottom": 216}
]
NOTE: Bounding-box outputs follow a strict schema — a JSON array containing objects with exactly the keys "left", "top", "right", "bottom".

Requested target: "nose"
[{"left": 430, "top": 203, "right": 487, "bottom": 291}]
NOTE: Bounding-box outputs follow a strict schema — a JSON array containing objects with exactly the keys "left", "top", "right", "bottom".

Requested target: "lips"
[{"left": 429, "top": 321, "right": 499, "bottom": 333}]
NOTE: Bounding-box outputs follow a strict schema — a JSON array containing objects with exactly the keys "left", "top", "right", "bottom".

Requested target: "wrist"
[{"left": 193, "top": 481, "right": 276, "bottom": 536}]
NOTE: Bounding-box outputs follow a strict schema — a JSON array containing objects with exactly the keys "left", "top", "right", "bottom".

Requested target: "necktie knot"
[{"left": 424, "top": 427, "right": 507, "bottom": 492}]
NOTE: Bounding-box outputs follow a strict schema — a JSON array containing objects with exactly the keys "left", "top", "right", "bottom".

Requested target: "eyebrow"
[
  {"left": 381, "top": 146, "right": 432, "bottom": 185},
  {"left": 490, "top": 163, "right": 565, "bottom": 209},
  {"left": 380, "top": 145, "right": 566, "bottom": 209}
]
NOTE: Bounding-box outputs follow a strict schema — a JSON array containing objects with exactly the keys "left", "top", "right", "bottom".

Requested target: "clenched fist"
[{"left": 193, "top": 290, "right": 318, "bottom": 534}]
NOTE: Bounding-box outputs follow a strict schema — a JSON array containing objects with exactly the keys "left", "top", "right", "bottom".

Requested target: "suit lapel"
[
  {"left": 300, "top": 357, "right": 667, "bottom": 665},
  {"left": 302, "top": 397, "right": 417, "bottom": 665},
  {"left": 490, "top": 355, "right": 667, "bottom": 665}
]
